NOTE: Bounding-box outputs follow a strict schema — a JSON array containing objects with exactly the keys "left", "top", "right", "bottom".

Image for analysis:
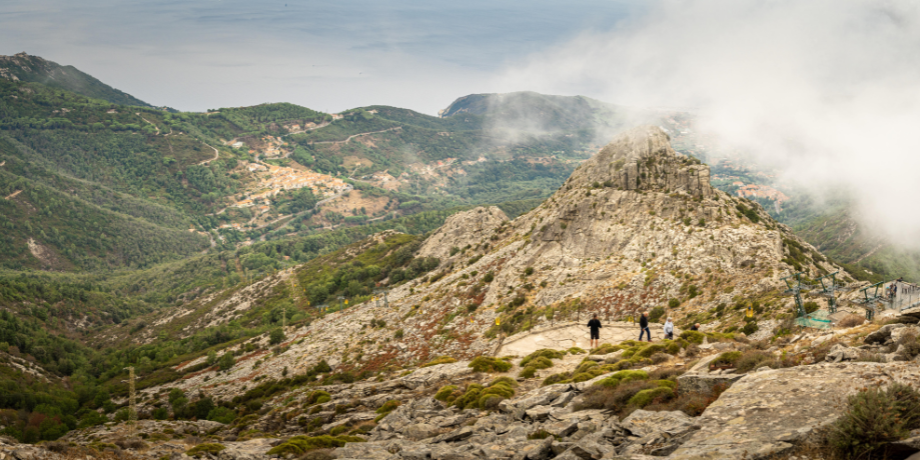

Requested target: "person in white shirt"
[{"left": 663, "top": 317, "right": 674, "bottom": 340}]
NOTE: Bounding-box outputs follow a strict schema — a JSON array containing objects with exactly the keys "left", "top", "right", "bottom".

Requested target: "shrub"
[
  {"left": 394, "top": 329, "right": 404, "bottom": 339},
  {"left": 376, "top": 400, "right": 401, "bottom": 415},
  {"left": 270, "top": 328, "right": 285, "bottom": 345},
  {"left": 528, "top": 429, "right": 554, "bottom": 440},
  {"left": 519, "top": 349, "right": 565, "bottom": 367},
  {"left": 434, "top": 385, "right": 457, "bottom": 402},
  {"left": 329, "top": 425, "right": 349, "bottom": 436},
  {"left": 574, "top": 360, "right": 598, "bottom": 374},
  {"left": 594, "top": 370, "right": 649, "bottom": 388},
  {"left": 649, "top": 352, "right": 671, "bottom": 364},
  {"left": 711, "top": 351, "right": 743, "bottom": 368},
  {"left": 542, "top": 373, "right": 569, "bottom": 386},
  {"left": 266, "top": 436, "right": 365, "bottom": 456},
  {"left": 304, "top": 391, "right": 332, "bottom": 406},
  {"left": 668, "top": 298, "right": 680, "bottom": 308},
  {"left": 628, "top": 386, "right": 675, "bottom": 408},
  {"left": 741, "top": 322, "right": 758, "bottom": 335},
  {"left": 469, "top": 357, "right": 512, "bottom": 373},
  {"left": 680, "top": 331, "right": 706, "bottom": 344},
  {"left": 568, "top": 347, "right": 587, "bottom": 354},
  {"left": 421, "top": 356, "right": 457, "bottom": 368},
  {"left": 489, "top": 376, "right": 518, "bottom": 388},
  {"left": 186, "top": 443, "right": 226, "bottom": 458},
  {"left": 648, "top": 306, "right": 666, "bottom": 323},
  {"left": 519, "top": 367, "right": 537, "bottom": 379},
  {"left": 827, "top": 384, "right": 920, "bottom": 458},
  {"left": 803, "top": 301, "right": 820, "bottom": 314},
  {"left": 590, "top": 343, "right": 620, "bottom": 355},
  {"left": 634, "top": 343, "right": 667, "bottom": 358},
  {"left": 837, "top": 314, "right": 865, "bottom": 328},
  {"left": 734, "top": 351, "right": 775, "bottom": 373},
  {"left": 207, "top": 407, "right": 237, "bottom": 424}
]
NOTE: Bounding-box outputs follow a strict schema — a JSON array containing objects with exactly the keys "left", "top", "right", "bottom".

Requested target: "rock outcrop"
[{"left": 415, "top": 206, "right": 508, "bottom": 263}]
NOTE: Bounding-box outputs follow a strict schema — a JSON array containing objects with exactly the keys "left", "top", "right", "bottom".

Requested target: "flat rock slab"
[
  {"left": 670, "top": 362, "right": 920, "bottom": 460},
  {"left": 498, "top": 321, "right": 673, "bottom": 356}
]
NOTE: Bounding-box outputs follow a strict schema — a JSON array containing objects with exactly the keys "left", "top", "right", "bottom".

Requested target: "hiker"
[
  {"left": 639, "top": 311, "right": 651, "bottom": 342},
  {"left": 587, "top": 314, "right": 602, "bottom": 349},
  {"left": 690, "top": 323, "right": 700, "bottom": 331},
  {"left": 663, "top": 317, "right": 674, "bottom": 340}
]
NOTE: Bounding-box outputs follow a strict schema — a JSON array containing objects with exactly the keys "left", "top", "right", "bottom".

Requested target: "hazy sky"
[
  {"left": 0, "top": 0, "right": 641, "bottom": 114},
  {"left": 7, "top": 0, "right": 920, "bottom": 244}
]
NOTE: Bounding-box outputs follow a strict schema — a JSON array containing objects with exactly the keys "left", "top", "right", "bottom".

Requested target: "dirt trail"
[
  {"left": 137, "top": 114, "right": 160, "bottom": 135},
  {"left": 310, "top": 127, "right": 401, "bottom": 145},
  {"left": 4, "top": 189, "right": 21, "bottom": 200},
  {"left": 197, "top": 143, "right": 220, "bottom": 165}
]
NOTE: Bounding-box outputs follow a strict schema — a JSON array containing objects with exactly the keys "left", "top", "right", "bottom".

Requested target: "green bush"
[
  {"left": 827, "top": 383, "right": 920, "bottom": 458},
  {"left": 450, "top": 384, "right": 483, "bottom": 410},
  {"left": 270, "top": 328, "right": 285, "bottom": 345},
  {"left": 711, "top": 351, "right": 743, "bottom": 368},
  {"left": 634, "top": 343, "right": 667, "bottom": 358},
  {"left": 469, "top": 356, "right": 512, "bottom": 373},
  {"left": 421, "top": 356, "right": 457, "bottom": 367},
  {"left": 741, "top": 322, "right": 759, "bottom": 335},
  {"left": 590, "top": 343, "right": 620, "bottom": 355},
  {"left": 434, "top": 385, "right": 457, "bottom": 402},
  {"left": 376, "top": 400, "right": 401, "bottom": 415},
  {"left": 186, "top": 443, "right": 226, "bottom": 458},
  {"left": 648, "top": 306, "right": 666, "bottom": 323},
  {"left": 329, "top": 425, "right": 349, "bottom": 436},
  {"left": 627, "top": 386, "right": 675, "bottom": 408},
  {"left": 527, "top": 429, "right": 554, "bottom": 440},
  {"left": 734, "top": 351, "right": 774, "bottom": 373},
  {"left": 542, "top": 373, "right": 569, "bottom": 386},
  {"left": 519, "top": 349, "right": 565, "bottom": 367},
  {"left": 489, "top": 376, "right": 518, "bottom": 388},
  {"left": 594, "top": 370, "right": 649, "bottom": 388},
  {"left": 519, "top": 367, "right": 537, "bottom": 379},
  {"left": 668, "top": 298, "right": 680, "bottom": 308},
  {"left": 305, "top": 390, "right": 332, "bottom": 406},
  {"left": 266, "top": 436, "right": 365, "bottom": 456},
  {"left": 680, "top": 331, "right": 706, "bottom": 344},
  {"left": 568, "top": 347, "right": 587, "bottom": 354},
  {"left": 207, "top": 406, "right": 237, "bottom": 424},
  {"left": 803, "top": 301, "right": 820, "bottom": 314}
]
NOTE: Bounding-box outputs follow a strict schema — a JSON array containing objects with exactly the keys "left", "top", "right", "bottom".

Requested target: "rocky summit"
[{"left": 4, "top": 126, "right": 904, "bottom": 460}]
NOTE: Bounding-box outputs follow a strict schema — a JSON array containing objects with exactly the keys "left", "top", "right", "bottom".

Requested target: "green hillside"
[{"left": 0, "top": 52, "right": 151, "bottom": 107}]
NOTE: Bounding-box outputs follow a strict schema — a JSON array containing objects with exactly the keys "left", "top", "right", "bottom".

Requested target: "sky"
[
  {"left": 5, "top": 0, "right": 920, "bottom": 246},
  {"left": 0, "top": 0, "right": 641, "bottom": 114}
]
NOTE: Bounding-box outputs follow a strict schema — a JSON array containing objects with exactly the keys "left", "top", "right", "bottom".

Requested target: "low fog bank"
[{"left": 494, "top": 0, "right": 920, "bottom": 247}]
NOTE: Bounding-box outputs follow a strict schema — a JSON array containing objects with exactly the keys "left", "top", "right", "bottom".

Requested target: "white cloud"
[{"left": 495, "top": 0, "right": 920, "bottom": 245}]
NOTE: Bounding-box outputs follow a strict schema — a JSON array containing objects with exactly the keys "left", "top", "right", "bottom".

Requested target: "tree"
[
  {"left": 269, "top": 328, "right": 285, "bottom": 345},
  {"left": 218, "top": 353, "right": 234, "bottom": 371},
  {"left": 206, "top": 350, "right": 217, "bottom": 366}
]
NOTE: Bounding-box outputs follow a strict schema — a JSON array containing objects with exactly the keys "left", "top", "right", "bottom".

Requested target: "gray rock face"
[
  {"left": 416, "top": 206, "right": 508, "bottom": 263},
  {"left": 677, "top": 372, "right": 744, "bottom": 396},
  {"left": 671, "top": 362, "right": 920, "bottom": 460},
  {"left": 826, "top": 343, "right": 862, "bottom": 362},
  {"left": 865, "top": 323, "right": 906, "bottom": 344}
]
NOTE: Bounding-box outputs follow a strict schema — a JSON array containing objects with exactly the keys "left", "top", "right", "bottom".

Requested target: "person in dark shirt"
[
  {"left": 639, "top": 311, "right": 651, "bottom": 342},
  {"left": 690, "top": 323, "right": 700, "bottom": 331},
  {"left": 587, "top": 314, "right": 602, "bottom": 349}
]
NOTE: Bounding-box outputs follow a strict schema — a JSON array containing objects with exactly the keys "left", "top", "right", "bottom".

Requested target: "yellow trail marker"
[
  {"left": 495, "top": 317, "right": 500, "bottom": 326},
  {"left": 746, "top": 306, "right": 754, "bottom": 318}
]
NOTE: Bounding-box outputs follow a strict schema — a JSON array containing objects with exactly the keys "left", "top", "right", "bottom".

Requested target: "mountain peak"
[{"left": 567, "top": 125, "right": 712, "bottom": 198}]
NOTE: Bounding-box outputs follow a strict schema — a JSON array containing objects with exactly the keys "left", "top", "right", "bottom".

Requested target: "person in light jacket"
[{"left": 663, "top": 317, "right": 674, "bottom": 340}]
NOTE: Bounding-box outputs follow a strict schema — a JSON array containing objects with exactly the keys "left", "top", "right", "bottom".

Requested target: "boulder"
[
  {"left": 676, "top": 373, "right": 744, "bottom": 396},
  {"left": 620, "top": 410, "right": 698, "bottom": 438},
  {"left": 864, "top": 323, "right": 906, "bottom": 344},
  {"left": 404, "top": 423, "right": 439, "bottom": 441},
  {"left": 825, "top": 344, "right": 861, "bottom": 363},
  {"left": 670, "top": 362, "right": 920, "bottom": 460},
  {"left": 336, "top": 441, "right": 398, "bottom": 459}
]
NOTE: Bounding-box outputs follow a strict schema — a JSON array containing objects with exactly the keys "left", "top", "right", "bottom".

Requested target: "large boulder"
[
  {"left": 864, "top": 323, "right": 906, "bottom": 344},
  {"left": 670, "top": 362, "right": 920, "bottom": 460},
  {"left": 676, "top": 373, "right": 744, "bottom": 396}
]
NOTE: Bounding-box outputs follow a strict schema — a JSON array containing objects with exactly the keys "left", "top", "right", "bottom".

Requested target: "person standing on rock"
[
  {"left": 587, "top": 314, "right": 602, "bottom": 349},
  {"left": 663, "top": 317, "right": 674, "bottom": 340},
  {"left": 639, "top": 311, "right": 651, "bottom": 342}
]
